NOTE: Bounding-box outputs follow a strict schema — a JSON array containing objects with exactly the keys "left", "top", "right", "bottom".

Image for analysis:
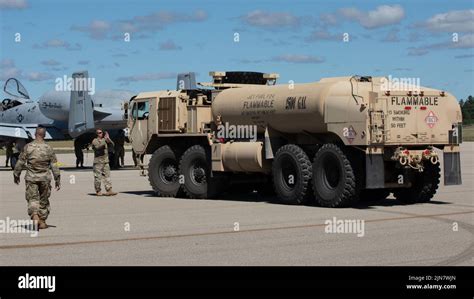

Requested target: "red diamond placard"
[{"left": 425, "top": 111, "right": 438, "bottom": 128}]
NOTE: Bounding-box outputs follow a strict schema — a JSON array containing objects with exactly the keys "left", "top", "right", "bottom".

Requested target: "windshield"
[
  {"left": 131, "top": 100, "right": 150, "bottom": 120},
  {"left": 3, "top": 78, "right": 30, "bottom": 99}
]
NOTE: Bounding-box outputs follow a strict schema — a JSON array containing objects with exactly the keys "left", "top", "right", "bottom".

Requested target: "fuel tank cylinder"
[
  {"left": 221, "top": 142, "right": 268, "bottom": 172},
  {"left": 212, "top": 81, "right": 343, "bottom": 134}
]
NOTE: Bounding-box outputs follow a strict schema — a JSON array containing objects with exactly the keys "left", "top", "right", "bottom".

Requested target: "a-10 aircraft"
[{"left": 0, "top": 71, "right": 134, "bottom": 168}]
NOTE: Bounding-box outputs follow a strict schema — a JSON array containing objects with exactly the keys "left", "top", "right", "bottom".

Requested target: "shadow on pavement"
[
  {"left": 354, "top": 198, "right": 452, "bottom": 209},
  {"left": 108, "top": 188, "right": 453, "bottom": 209},
  {"left": 120, "top": 190, "right": 156, "bottom": 197},
  {"left": 60, "top": 166, "right": 137, "bottom": 172}
]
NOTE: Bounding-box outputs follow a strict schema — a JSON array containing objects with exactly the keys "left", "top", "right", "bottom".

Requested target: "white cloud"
[
  {"left": 407, "top": 33, "right": 474, "bottom": 56},
  {"left": 0, "top": 68, "right": 21, "bottom": 80},
  {"left": 45, "top": 39, "right": 66, "bottom": 47},
  {"left": 0, "top": 59, "right": 21, "bottom": 80},
  {"left": 116, "top": 72, "right": 176, "bottom": 84},
  {"left": 430, "top": 33, "right": 474, "bottom": 49},
  {"left": 0, "top": 0, "right": 28, "bottom": 9},
  {"left": 382, "top": 29, "right": 401, "bottom": 42},
  {"left": 0, "top": 58, "right": 15, "bottom": 68},
  {"left": 240, "top": 10, "right": 302, "bottom": 29},
  {"left": 455, "top": 54, "right": 474, "bottom": 59},
  {"left": 41, "top": 59, "right": 61, "bottom": 66},
  {"left": 72, "top": 10, "right": 208, "bottom": 40},
  {"left": 306, "top": 30, "right": 342, "bottom": 42},
  {"left": 237, "top": 59, "right": 264, "bottom": 64},
  {"left": 0, "top": 68, "right": 21, "bottom": 81},
  {"left": 159, "top": 40, "right": 182, "bottom": 51},
  {"left": 24, "top": 72, "right": 55, "bottom": 81},
  {"left": 421, "top": 10, "right": 474, "bottom": 33},
  {"left": 272, "top": 54, "right": 325, "bottom": 64},
  {"left": 339, "top": 5, "right": 405, "bottom": 29},
  {"left": 408, "top": 47, "right": 429, "bottom": 56},
  {"left": 0, "top": 59, "right": 55, "bottom": 82},
  {"left": 71, "top": 20, "right": 111, "bottom": 40},
  {"left": 33, "top": 39, "right": 82, "bottom": 51},
  {"left": 319, "top": 13, "right": 339, "bottom": 27}
]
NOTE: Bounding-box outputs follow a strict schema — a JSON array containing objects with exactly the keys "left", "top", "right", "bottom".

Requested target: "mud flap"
[
  {"left": 264, "top": 126, "right": 284, "bottom": 160},
  {"left": 444, "top": 152, "right": 462, "bottom": 185},
  {"left": 365, "top": 154, "right": 384, "bottom": 188}
]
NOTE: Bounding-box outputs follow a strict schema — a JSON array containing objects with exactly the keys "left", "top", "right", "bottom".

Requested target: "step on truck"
[{"left": 126, "top": 71, "right": 462, "bottom": 207}]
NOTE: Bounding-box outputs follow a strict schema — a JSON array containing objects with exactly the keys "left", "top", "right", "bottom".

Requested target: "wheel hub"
[
  {"left": 159, "top": 161, "right": 178, "bottom": 183},
  {"left": 192, "top": 165, "right": 206, "bottom": 184}
]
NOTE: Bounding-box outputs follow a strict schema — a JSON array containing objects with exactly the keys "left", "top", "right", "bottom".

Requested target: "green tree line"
[{"left": 460, "top": 95, "right": 474, "bottom": 125}]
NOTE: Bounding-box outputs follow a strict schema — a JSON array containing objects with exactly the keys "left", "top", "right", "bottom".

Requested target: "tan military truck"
[{"left": 127, "top": 71, "right": 462, "bottom": 207}]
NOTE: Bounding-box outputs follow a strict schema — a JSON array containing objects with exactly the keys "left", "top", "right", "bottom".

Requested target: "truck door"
[{"left": 128, "top": 99, "right": 150, "bottom": 154}]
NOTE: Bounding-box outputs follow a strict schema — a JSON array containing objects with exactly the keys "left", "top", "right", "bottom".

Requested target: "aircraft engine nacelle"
[{"left": 38, "top": 90, "right": 70, "bottom": 121}]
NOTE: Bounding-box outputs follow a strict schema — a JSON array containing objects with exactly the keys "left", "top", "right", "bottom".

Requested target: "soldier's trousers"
[
  {"left": 25, "top": 180, "right": 51, "bottom": 220},
  {"left": 93, "top": 162, "right": 112, "bottom": 192}
]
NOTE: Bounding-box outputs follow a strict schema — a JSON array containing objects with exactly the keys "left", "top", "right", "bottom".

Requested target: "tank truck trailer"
[{"left": 126, "top": 71, "right": 462, "bottom": 208}]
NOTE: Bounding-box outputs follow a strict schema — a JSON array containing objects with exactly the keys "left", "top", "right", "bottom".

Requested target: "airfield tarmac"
[{"left": 0, "top": 144, "right": 473, "bottom": 266}]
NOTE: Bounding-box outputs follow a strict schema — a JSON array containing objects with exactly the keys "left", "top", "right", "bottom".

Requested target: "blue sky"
[{"left": 1, "top": 0, "right": 473, "bottom": 100}]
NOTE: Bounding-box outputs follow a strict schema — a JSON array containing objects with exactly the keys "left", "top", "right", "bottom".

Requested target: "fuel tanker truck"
[{"left": 127, "top": 71, "right": 462, "bottom": 207}]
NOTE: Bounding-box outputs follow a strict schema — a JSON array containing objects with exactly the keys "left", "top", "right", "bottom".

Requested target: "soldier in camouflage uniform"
[
  {"left": 91, "top": 129, "right": 118, "bottom": 196},
  {"left": 13, "top": 127, "right": 61, "bottom": 229}
]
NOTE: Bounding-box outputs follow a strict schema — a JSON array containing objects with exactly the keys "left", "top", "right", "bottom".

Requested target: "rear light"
[
  {"left": 423, "top": 149, "right": 431, "bottom": 155},
  {"left": 403, "top": 149, "right": 410, "bottom": 155},
  {"left": 404, "top": 106, "right": 412, "bottom": 110},
  {"left": 420, "top": 106, "right": 427, "bottom": 110}
]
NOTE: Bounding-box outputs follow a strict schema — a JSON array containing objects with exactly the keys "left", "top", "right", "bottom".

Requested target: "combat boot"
[
  {"left": 31, "top": 214, "right": 40, "bottom": 230},
  {"left": 104, "top": 190, "right": 118, "bottom": 196},
  {"left": 38, "top": 219, "right": 47, "bottom": 229}
]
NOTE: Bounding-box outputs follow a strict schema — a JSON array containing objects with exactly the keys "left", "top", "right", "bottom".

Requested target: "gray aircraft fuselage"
[
  {"left": 38, "top": 89, "right": 134, "bottom": 132},
  {"left": 1, "top": 89, "right": 134, "bottom": 142}
]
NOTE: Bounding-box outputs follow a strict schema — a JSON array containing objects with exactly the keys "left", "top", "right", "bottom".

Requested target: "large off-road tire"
[
  {"left": 179, "top": 145, "right": 222, "bottom": 199},
  {"left": 148, "top": 145, "right": 181, "bottom": 197},
  {"left": 312, "top": 144, "right": 358, "bottom": 208},
  {"left": 393, "top": 162, "right": 440, "bottom": 204},
  {"left": 359, "top": 189, "right": 391, "bottom": 202},
  {"left": 272, "top": 144, "right": 312, "bottom": 205}
]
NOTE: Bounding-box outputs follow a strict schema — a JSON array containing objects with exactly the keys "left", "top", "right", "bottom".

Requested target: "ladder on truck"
[{"left": 368, "top": 92, "right": 389, "bottom": 144}]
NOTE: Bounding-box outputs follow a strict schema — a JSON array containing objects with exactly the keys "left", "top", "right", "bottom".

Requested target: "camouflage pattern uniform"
[
  {"left": 13, "top": 140, "right": 60, "bottom": 220},
  {"left": 92, "top": 137, "right": 114, "bottom": 192}
]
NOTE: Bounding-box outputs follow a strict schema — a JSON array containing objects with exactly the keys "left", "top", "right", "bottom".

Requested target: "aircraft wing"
[{"left": 0, "top": 123, "right": 66, "bottom": 140}]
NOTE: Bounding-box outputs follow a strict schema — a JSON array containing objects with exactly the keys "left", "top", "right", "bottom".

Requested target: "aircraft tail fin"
[{"left": 68, "top": 71, "right": 95, "bottom": 138}]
